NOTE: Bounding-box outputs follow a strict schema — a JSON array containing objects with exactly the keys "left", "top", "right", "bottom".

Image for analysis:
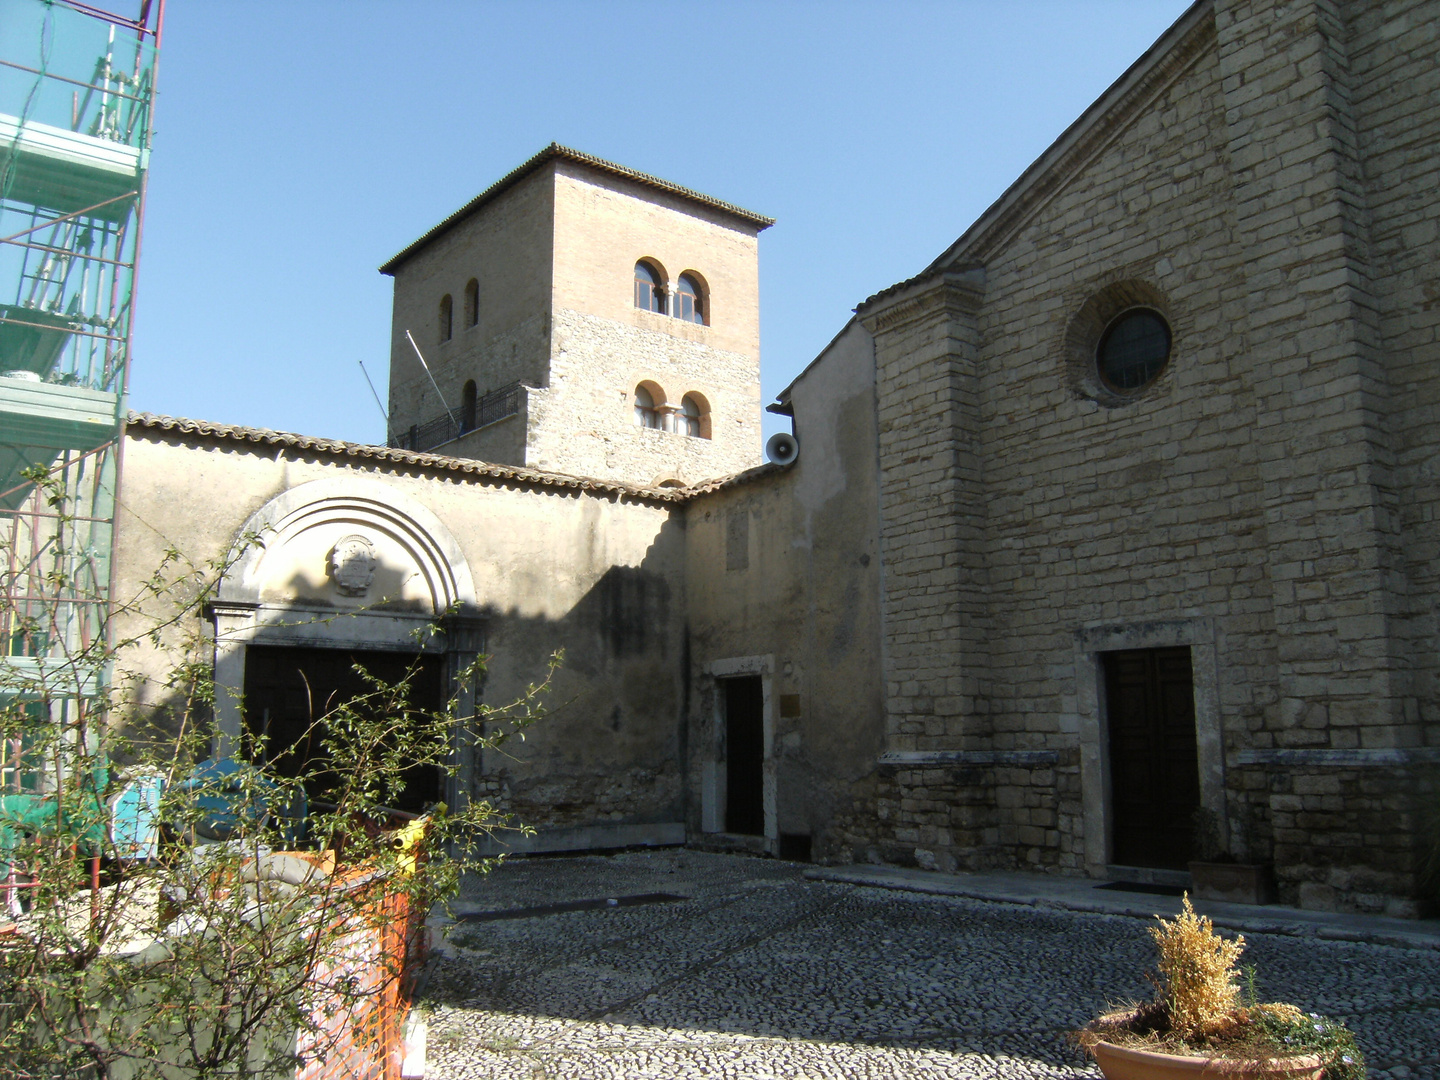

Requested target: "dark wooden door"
[
  {"left": 724, "top": 675, "right": 765, "bottom": 836},
  {"left": 1103, "top": 647, "right": 1199, "bottom": 869},
  {"left": 242, "top": 645, "right": 446, "bottom": 813}
]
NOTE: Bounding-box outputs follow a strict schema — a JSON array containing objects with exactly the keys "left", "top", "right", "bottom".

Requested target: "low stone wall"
[
  {"left": 475, "top": 765, "right": 683, "bottom": 835},
  {"left": 1264, "top": 764, "right": 1434, "bottom": 918},
  {"left": 824, "top": 750, "right": 1086, "bottom": 875}
]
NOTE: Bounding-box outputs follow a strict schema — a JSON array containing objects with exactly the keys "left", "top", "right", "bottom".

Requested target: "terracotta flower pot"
[
  {"left": 1188, "top": 860, "right": 1276, "bottom": 905},
  {"left": 1092, "top": 1040, "right": 1323, "bottom": 1080}
]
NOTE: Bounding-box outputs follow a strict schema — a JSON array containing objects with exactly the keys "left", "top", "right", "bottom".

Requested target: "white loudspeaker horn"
[{"left": 766, "top": 431, "right": 799, "bottom": 466}]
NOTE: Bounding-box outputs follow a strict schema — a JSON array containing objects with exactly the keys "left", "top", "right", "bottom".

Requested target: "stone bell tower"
[{"left": 380, "top": 144, "right": 771, "bottom": 487}]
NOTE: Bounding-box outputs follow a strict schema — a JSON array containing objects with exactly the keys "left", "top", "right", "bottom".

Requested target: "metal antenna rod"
[
  {"left": 406, "top": 329, "right": 458, "bottom": 430},
  {"left": 357, "top": 360, "right": 390, "bottom": 432}
]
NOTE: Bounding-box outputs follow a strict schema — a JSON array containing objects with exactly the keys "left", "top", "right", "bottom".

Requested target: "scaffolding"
[{"left": 0, "top": 0, "right": 162, "bottom": 803}]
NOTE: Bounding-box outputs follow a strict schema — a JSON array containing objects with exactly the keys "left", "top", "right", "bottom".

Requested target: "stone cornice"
[
  {"left": 925, "top": 0, "right": 1215, "bottom": 273},
  {"left": 856, "top": 270, "right": 985, "bottom": 337},
  {"left": 878, "top": 750, "right": 1060, "bottom": 767},
  {"left": 1235, "top": 748, "right": 1440, "bottom": 767}
]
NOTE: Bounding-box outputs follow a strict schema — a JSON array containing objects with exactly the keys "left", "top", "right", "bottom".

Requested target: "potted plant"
[
  {"left": 1189, "top": 807, "right": 1275, "bottom": 905},
  {"left": 1074, "top": 895, "right": 1366, "bottom": 1079}
]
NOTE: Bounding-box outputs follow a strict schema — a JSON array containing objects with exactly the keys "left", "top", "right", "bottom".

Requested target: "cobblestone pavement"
[{"left": 421, "top": 851, "right": 1440, "bottom": 1079}]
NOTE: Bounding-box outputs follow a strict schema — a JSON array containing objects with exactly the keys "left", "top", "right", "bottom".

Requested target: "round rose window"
[{"left": 1096, "top": 308, "right": 1171, "bottom": 394}]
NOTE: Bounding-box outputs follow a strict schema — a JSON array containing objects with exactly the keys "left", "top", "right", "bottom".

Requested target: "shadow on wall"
[
  {"left": 117, "top": 508, "right": 691, "bottom": 844},
  {"left": 471, "top": 514, "right": 686, "bottom": 834}
]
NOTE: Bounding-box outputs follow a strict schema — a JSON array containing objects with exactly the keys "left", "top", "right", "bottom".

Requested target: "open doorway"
[
  {"left": 722, "top": 675, "right": 765, "bottom": 836},
  {"left": 1103, "top": 647, "right": 1200, "bottom": 869},
  {"left": 242, "top": 645, "right": 447, "bottom": 814}
]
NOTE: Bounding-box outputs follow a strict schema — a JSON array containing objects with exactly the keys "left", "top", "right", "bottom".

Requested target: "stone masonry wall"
[
  {"left": 830, "top": 752, "right": 1085, "bottom": 874},
  {"left": 531, "top": 308, "right": 761, "bottom": 485},
  {"left": 862, "top": 9, "right": 1260, "bottom": 879},
  {"left": 1352, "top": 0, "right": 1440, "bottom": 749},
  {"left": 1215, "top": 0, "right": 1412, "bottom": 746},
  {"left": 474, "top": 765, "right": 684, "bottom": 834},
  {"left": 862, "top": 272, "right": 992, "bottom": 755},
  {"left": 550, "top": 163, "right": 762, "bottom": 363},
  {"left": 1265, "top": 763, "right": 1432, "bottom": 914},
  {"left": 855, "top": 1, "right": 1433, "bottom": 910}
]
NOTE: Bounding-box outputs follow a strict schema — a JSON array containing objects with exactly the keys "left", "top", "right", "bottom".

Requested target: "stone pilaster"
[
  {"left": 859, "top": 270, "right": 990, "bottom": 754},
  {"left": 1216, "top": 0, "right": 1414, "bottom": 748}
]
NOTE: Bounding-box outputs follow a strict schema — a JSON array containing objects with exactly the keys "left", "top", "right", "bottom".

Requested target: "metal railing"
[{"left": 388, "top": 381, "right": 523, "bottom": 452}]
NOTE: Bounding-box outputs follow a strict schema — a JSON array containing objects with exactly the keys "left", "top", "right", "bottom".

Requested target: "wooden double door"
[
  {"left": 1103, "top": 647, "right": 1200, "bottom": 869},
  {"left": 242, "top": 645, "right": 447, "bottom": 814}
]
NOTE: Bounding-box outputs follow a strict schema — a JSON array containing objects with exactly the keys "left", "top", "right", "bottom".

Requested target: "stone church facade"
[{"left": 114, "top": 0, "right": 1438, "bottom": 916}]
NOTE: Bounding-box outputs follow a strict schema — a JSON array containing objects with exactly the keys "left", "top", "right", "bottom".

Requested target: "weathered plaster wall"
[
  {"left": 112, "top": 425, "right": 689, "bottom": 849},
  {"left": 683, "top": 321, "right": 885, "bottom": 861}
]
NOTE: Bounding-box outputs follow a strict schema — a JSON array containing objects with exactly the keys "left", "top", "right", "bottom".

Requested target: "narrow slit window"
[
  {"left": 461, "top": 380, "right": 477, "bottom": 433},
  {"left": 439, "top": 294, "right": 453, "bottom": 343},
  {"left": 464, "top": 279, "right": 479, "bottom": 328}
]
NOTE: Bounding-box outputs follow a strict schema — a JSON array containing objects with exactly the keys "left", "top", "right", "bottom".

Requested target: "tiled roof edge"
[
  {"left": 126, "top": 413, "right": 688, "bottom": 505},
  {"left": 378, "top": 143, "right": 774, "bottom": 275},
  {"left": 684, "top": 460, "right": 784, "bottom": 496}
]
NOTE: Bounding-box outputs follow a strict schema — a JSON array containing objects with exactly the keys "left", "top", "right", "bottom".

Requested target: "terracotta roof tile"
[{"left": 126, "top": 413, "right": 689, "bottom": 505}]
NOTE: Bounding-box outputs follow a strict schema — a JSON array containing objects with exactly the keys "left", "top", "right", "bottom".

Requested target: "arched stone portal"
[{"left": 208, "top": 477, "right": 482, "bottom": 806}]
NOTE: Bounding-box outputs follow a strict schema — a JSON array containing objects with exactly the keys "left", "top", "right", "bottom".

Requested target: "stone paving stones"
[{"left": 422, "top": 851, "right": 1440, "bottom": 1078}]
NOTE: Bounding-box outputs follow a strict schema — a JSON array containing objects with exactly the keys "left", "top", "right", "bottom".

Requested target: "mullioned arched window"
[
  {"left": 634, "top": 382, "right": 665, "bottom": 429},
  {"left": 680, "top": 392, "right": 710, "bottom": 438},
  {"left": 634, "top": 261, "right": 666, "bottom": 314},
  {"left": 676, "top": 273, "right": 706, "bottom": 325}
]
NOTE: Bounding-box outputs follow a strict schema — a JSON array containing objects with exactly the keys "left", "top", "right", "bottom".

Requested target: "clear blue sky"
[{"left": 132, "top": 1, "right": 1194, "bottom": 447}]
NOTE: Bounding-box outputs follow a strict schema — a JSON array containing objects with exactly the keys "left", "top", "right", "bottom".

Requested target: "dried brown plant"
[{"left": 1150, "top": 893, "right": 1246, "bottom": 1041}]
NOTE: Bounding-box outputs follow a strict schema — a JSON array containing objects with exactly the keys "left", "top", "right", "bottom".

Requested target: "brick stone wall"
[
  {"left": 1355, "top": 0, "right": 1440, "bottom": 739},
  {"left": 474, "top": 765, "right": 684, "bottom": 834},
  {"left": 862, "top": 273, "right": 992, "bottom": 756},
  {"left": 531, "top": 308, "right": 761, "bottom": 483},
  {"left": 387, "top": 173, "right": 554, "bottom": 441}
]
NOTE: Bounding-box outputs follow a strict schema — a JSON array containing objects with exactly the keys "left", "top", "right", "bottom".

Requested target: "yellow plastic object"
[{"left": 395, "top": 802, "right": 444, "bottom": 876}]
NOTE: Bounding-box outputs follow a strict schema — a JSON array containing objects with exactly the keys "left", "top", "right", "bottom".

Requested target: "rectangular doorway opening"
[
  {"left": 242, "top": 645, "right": 446, "bottom": 814},
  {"left": 722, "top": 675, "right": 764, "bottom": 836},
  {"left": 1103, "top": 646, "right": 1200, "bottom": 869}
]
